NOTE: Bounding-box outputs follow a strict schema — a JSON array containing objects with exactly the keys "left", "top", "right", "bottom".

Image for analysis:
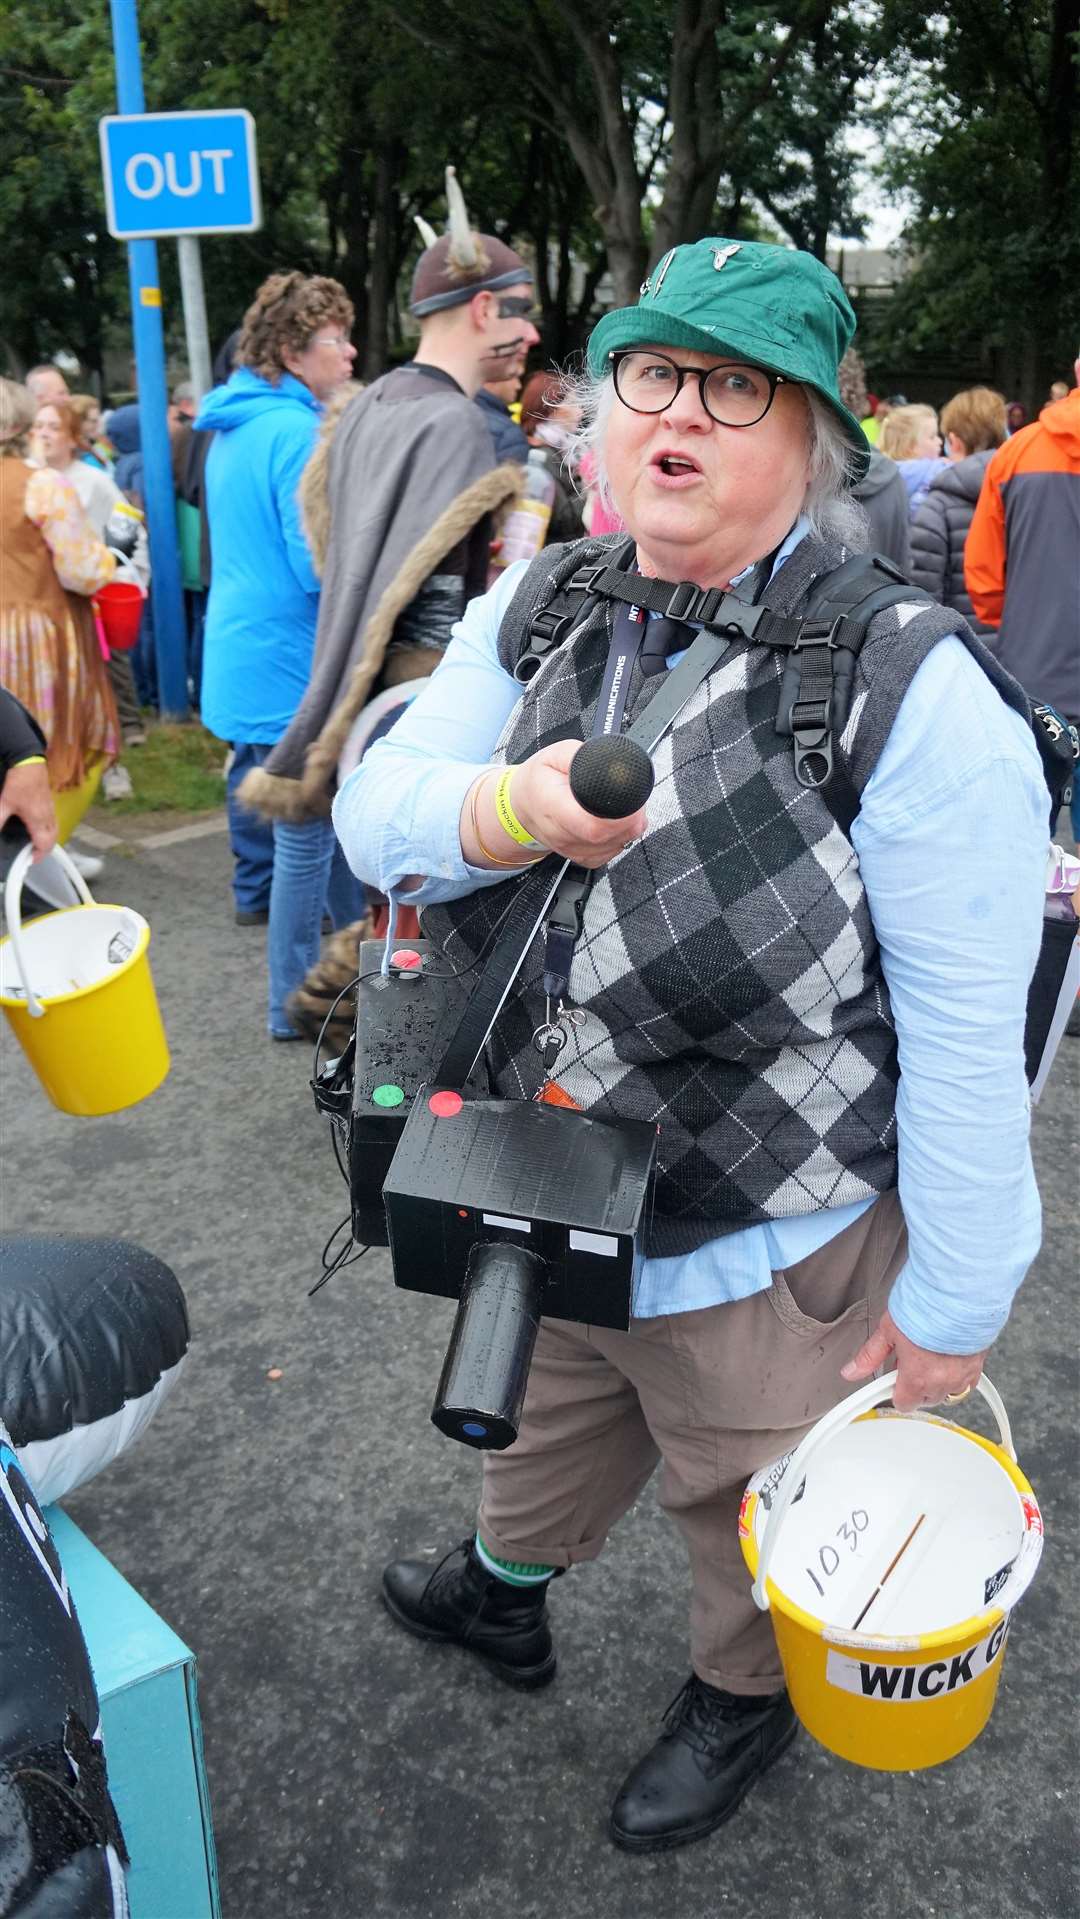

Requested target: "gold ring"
[{"left": 943, "top": 1386, "right": 973, "bottom": 1403}]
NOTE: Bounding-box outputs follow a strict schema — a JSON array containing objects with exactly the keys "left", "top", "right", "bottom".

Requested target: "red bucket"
[{"left": 94, "top": 580, "right": 145, "bottom": 652}]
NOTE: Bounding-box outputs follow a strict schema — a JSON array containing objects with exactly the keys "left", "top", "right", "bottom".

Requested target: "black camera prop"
[
  {"left": 347, "top": 939, "right": 481, "bottom": 1247},
  {"left": 318, "top": 734, "right": 660, "bottom": 1452},
  {"left": 385, "top": 1090, "right": 657, "bottom": 1449}
]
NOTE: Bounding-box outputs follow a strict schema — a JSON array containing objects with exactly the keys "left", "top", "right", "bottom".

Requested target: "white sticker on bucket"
[
  {"left": 107, "top": 925, "right": 136, "bottom": 965},
  {"left": 825, "top": 1617, "right": 1010, "bottom": 1701},
  {"left": 750, "top": 1449, "right": 806, "bottom": 1512}
]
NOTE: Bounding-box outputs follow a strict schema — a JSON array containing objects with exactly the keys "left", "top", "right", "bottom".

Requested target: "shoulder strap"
[
  {"left": 516, "top": 543, "right": 938, "bottom": 829},
  {"left": 514, "top": 539, "right": 636, "bottom": 682},
  {"left": 1032, "top": 702, "right": 1080, "bottom": 815},
  {"left": 775, "top": 554, "right": 935, "bottom": 825}
]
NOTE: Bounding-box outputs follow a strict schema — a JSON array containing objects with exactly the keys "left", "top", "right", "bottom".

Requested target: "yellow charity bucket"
[
  {"left": 0, "top": 843, "right": 170, "bottom": 1116},
  {"left": 739, "top": 1373, "right": 1043, "bottom": 1772}
]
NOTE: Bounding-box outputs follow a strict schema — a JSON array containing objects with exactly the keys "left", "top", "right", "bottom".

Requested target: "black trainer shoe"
[
  {"left": 381, "top": 1538, "right": 556, "bottom": 1689},
  {"left": 610, "top": 1675, "right": 797, "bottom": 1852}
]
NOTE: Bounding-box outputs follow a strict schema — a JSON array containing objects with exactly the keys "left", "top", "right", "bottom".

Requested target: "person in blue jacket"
[{"left": 197, "top": 270, "right": 362, "bottom": 1038}]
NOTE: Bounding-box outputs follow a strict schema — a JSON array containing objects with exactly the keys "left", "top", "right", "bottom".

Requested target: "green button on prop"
[{"left": 372, "top": 1084, "right": 405, "bottom": 1108}]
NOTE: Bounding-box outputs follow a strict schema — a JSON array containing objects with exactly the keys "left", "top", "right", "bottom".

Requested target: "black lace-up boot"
[
  {"left": 381, "top": 1538, "right": 556, "bottom": 1689},
  {"left": 610, "top": 1675, "right": 797, "bottom": 1851}
]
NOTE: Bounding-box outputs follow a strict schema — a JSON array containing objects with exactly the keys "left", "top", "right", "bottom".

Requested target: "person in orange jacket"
[{"left": 965, "top": 358, "right": 1080, "bottom": 749}]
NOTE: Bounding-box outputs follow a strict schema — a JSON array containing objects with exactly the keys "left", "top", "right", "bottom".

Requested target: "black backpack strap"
[
  {"left": 517, "top": 543, "right": 937, "bottom": 832},
  {"left": 1031, "top": 702, "right": 1080, "bottom": 816},
  {"left": 516, "top": 540, "right": 637, "bottom": 682},
  {"left": 774, "top": 555, "right": 935, "bottom": 827}
]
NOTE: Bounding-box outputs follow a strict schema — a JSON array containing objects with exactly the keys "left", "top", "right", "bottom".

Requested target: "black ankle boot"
[
  {"left": 381, "top": 1538, "right": 556, "bottom": 1689},
  {"left": 610, "top": 1675, "right": 797, "bottom": 1852}
]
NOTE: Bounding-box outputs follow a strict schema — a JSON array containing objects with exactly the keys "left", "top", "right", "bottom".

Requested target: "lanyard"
[
  {"left": 591, "top": 599, "right": 647, "bottom": 735},
  {"left": 539, "top": 603, "right": 646, "bottom": 1013}
]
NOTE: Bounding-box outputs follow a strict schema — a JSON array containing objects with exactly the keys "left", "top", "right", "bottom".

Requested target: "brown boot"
[{"left": 284, "top": 914, "right": 373, "bottom": 1052}]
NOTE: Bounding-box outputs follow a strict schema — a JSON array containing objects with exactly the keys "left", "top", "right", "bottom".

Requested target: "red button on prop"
[
  {"left": 428, "top": 1090, "right": 464, "bottom": 1118},
  {"left": 391, "top": 948, "right": 422, "bottom": 970}
]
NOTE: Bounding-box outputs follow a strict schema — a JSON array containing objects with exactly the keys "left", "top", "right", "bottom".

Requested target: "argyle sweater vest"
[{"left": 422, "top": 532, "right": 1024, "bottom": 1258}]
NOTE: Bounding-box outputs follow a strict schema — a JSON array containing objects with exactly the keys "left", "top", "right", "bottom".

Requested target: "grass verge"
[{"left": 105, "top": 722, "right": 227, "bottom": 814}]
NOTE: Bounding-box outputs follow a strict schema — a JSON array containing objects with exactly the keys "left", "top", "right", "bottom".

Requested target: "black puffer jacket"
[{"left": 909, "top": 450, "right": 995, "bottom": 637}]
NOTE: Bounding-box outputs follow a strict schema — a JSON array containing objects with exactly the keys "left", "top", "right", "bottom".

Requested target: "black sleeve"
[
  {"left": 0, "top": 687, "right": 47, "bottom": 779},
  {"left": 548, "top": 473, "right": 585, "bottom": 546}
]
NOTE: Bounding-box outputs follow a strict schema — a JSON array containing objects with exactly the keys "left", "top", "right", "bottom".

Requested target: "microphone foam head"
[{"left": 569, "top": 737, "right": 654, "bottom": 819}]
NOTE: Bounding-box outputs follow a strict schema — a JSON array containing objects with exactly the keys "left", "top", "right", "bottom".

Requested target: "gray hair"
[{"left": 565, "top": 366, "right": 869, "bottom": 552}]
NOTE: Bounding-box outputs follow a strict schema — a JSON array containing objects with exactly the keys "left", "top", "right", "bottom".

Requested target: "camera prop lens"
[{"left": 431, "top": 1240, "right": 545, "bottom": 1450}]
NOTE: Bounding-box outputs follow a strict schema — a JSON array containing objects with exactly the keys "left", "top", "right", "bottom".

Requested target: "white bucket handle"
[
  {"left": 3, "top": 842, "right": 94, "bottom": 1020},
  {"left": 752, "top": 1370, "right": 1014, "bottom": 1612}
]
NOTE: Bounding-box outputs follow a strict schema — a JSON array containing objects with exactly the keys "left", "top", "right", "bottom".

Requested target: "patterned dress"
[{"left": 0, "top": 460, "right": 118, "bottom": 790}]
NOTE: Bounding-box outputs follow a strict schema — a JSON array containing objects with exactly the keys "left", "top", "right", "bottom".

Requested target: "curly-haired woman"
[{"left": 196, "top": 270, "right": 362, "bottom": 1038}]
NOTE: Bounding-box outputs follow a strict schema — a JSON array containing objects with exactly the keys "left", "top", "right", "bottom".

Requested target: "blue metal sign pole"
[{"left": 108, "top": 0, "right": 189, "bottom": 718}]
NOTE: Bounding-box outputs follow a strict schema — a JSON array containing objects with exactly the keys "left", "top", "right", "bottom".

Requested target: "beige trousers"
[{"left": 477, "top": 1191, "right": 906, "bottom": 1694}]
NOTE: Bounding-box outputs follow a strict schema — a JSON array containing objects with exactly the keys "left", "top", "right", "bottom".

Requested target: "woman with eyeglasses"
[
  {"left": 197, "top": 270, "right": 363, "bottom": 1038},
  {"left": 332, "top": 240, "right": 1046, "bottom": 1851}
]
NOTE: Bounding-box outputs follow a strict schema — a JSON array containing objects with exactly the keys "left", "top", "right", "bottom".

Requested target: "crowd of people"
[
  {"left": 2, "top": 196, "right": 1078, "bottom": 1862},
  {"left": 4, "top": 306, "right": 1074, "bottom": 1025}
]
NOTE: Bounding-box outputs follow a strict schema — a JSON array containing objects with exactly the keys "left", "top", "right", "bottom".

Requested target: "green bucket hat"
[{"left": 588, "top": 239, "right": 870, "bottom": 482}]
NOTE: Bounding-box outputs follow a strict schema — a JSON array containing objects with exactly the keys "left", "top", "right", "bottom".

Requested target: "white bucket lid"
[
  {"left": 746, "top": 1377, "right": 1044, "bottom": 1644},
  {"left": 757, "top": 1418, "right": 1026, "bottom": 1636},
  {"left": 0, "top": 904, "right": 147, "bottom": 1005}
]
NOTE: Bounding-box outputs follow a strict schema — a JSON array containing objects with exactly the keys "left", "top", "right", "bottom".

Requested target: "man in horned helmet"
[{"left": 238, "top": 169, "right": 539, "bottom": 832}]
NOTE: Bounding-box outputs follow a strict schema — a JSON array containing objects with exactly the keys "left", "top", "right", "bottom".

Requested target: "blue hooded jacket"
[
  {"left": 195, "top": 369, "right": 322, "bottom": 744},
  {"left": 106, "top": 404, "right": 144, "bottom": 499}
]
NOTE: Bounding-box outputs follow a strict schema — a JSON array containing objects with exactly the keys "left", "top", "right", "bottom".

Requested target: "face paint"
[
  {"left": 497, "top": 295, "right": 538, "bottom": 320},
  {"left": 486, "top": 335, "right": 529, "bottom": 360}
]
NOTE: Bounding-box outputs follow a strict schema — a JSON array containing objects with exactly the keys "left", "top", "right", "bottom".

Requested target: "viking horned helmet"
[{"left": 409, "top": 167, "right": 530, "bottom": 317}]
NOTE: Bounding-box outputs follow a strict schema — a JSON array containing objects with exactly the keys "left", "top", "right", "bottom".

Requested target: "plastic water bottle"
[{"left": 494, "top": 449, "right": 556, "bottom": 568}]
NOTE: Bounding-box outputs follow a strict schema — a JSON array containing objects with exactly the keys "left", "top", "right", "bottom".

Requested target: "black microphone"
[{"left": 569, "top": 735, "right": 655, "bottom": 820}]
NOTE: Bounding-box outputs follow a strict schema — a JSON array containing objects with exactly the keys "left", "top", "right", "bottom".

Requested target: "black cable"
[
  {"left": 330, "top": 1113, "right": 350, "bottom": 1187},
  {"left": 308, "top": 1219, "right": 370, "bottom": 1297},
  {"left": 310, "top": 881, "right": 549, "bottom": 1081}
]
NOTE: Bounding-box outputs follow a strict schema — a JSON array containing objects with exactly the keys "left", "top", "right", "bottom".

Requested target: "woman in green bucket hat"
[{"left": 334, "top": 240, "right": 1047, "bottom": 1852}]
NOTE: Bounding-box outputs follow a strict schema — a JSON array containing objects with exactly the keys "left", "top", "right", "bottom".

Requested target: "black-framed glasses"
[{"left": 609, "top": 349, "right": 787, "bottom": 427}]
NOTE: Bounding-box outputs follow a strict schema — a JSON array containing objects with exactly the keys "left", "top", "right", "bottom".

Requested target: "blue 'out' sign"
[{"left": 99, "top": 109, "right": 261, "bottom": 240}]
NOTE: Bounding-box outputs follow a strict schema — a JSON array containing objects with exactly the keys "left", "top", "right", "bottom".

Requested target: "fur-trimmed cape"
[{"left": 237, "top": 366, "right": 523, "bottom": 823}]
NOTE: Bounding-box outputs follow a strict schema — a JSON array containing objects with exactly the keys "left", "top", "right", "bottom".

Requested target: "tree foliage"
[
  {"left": 2, "top": 1, "right": 1074, "bottom": 401},
  {"left": 869, "top": 0, "right": 1080, "bottom": 403}
]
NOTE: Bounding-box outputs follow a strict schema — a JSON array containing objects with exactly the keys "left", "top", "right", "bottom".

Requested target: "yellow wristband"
[
  {"left": 11, "top": 754, "right": 46, "bottom": 769},
  {"left": 493, "top": 768, "right": 541, "bottom": 848},
  {"left": 469, "top": 778, "right": 546, "bottom": 868}
]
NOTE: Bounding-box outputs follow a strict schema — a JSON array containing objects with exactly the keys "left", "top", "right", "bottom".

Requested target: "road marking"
[
  {"left": 71, "top": 813, "right": 229, "bottom": 854},
  {"left": 136, "top": 817, "right": 230, "bottom": 850},
  {"left": 73, "top": 823, "right": 125, "bottom": 850}
]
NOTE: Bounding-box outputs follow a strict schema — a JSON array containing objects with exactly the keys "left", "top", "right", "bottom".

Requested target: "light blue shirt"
[{"left": 334, "top": 530, "right": 1047, "bottom": 1353}]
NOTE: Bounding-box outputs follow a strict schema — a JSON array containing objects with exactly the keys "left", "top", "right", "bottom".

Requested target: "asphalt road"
[{"left": 2, "top": 818, "right": 1077, "bottom": 1919}]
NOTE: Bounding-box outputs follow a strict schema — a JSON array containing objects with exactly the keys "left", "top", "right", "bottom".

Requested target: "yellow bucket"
[
  {"left": 739, "top": 1374, "right": 1043, "bottom": 1772},
  {"left": 0, "top": 844, "right": 170, "bottom": 1116}
]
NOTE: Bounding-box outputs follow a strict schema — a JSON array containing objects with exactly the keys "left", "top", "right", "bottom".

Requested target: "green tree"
[
  {"left": 397, "top": 1, "right": 856, "bottom": 303},
  {"left": 0, "top": 1, "right": 889, "bottom": 379},
  {"left": 871, "top": 0, "right": 1080, "bottom": 408},
  {"left": 0, "top": 1, "right": 126, "bottom": 378}
]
